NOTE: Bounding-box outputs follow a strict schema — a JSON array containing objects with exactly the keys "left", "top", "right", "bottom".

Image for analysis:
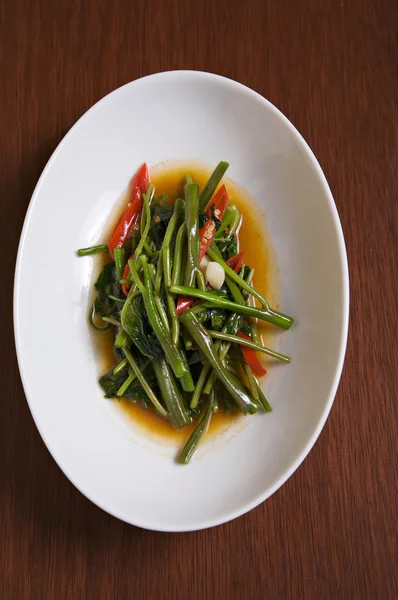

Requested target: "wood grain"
[{"left": 1, "top": 0, "right": 397, "bottom": 598}]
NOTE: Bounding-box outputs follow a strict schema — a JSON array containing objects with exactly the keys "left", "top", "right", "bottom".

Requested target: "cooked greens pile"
[{"left": 77, "top": 162, "right": 293, "bottom": 463}]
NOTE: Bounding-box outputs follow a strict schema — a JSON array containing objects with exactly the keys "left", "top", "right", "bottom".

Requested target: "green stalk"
[
  {"left": 128, "top": 257, "right": 187, "bottom": 379},
  {"left": 198, "top": 161, "right": 229, "bottom": 211},
  {"left": 190, "top": 363, "right": 211, "bottom": 409},
  {"left": 114, "top": 328, "right": 131, "bottom": 348},
  {"left": 133, "top": 184, "right": 154, "bottom": 261},
  {"left": 170, "top": 285, "right": 293, "bottom": 329},
  {"left": 143, "top": 240, "right": 159, "bottom": 258},
  {"left": 242, "top": 267, "right": 260, "bottom": 343},
  {"left": 113, "top": 358, "right": 128, "bottom": 375},
  {"left": 167, "top": 294, "right": 179, "bottom": 344},
  {"left": 108, "top": 294, "right": 126, "bottom": 304},
  {"left": 214, "top": 205, "right": 240, "bottom": 238},
  {"left": 154, "top": 257, "right": 163, "bottom": 295},
  {"left": 180, "top": 311, "right": 258, "bottom": 414},
  {"left": 226, "top": 278, "right": 245, "bottom": 304},
  {"left": 163, "top": 198, "right": 184, "bottom": 344},
  {"left": 184, "top": 182, "right": 200, "bottom": 287},
  {"left": 208, "top": 330, "right": 290, "bottom": 362},
  {"left": 117, "top": 359, "right": 150, "bottom": 396},
  {"left": 117, "top": 369, "right": 135, "bottom": 397},
  {"left": 147, "top": 263, "right": 156, "bottom": 285},
  {"left": 182, "top": 328, "right": 193, "bottom": 350},
  {"left": 140, "top": 184, "right": 152, "bottom": 237},
  {"left": 177, "top": 345, "right": 195, "bottom": 392},
  {"left": 154, "top": 295, "right": 170, "bottom": 332},
  {"left": 247, "top": 293, "right": 260, "bottom": 344},
  {"left": 153, "top": 359, "right": 191, "bottom": 429},
  {"left": 102, "top": 316, "right": 121, "bottom": 327},
  {"left": 89, "top": 300, "right": 111, "bottom": 332},
  {"left": 203, "top": 313, "right": 242, "bottom": 395},
  {"left": 157, "top": 198, "right": 196, "bottom": 390},
  {"left": 123, "top": 349, "right": 167, "bottom": 416},
  {"left": 77, "top": 244, "right": 109, "bottom": 256},
  {"left": 255, "top": 380, "right": 272, "bottom": 412},
  {"left": 207, "top": 247, "right": 293, "bottom": 326},
  {"left": 245, "top": 267, "right": 255, "bottom": 287},
  {"left": 126, "top": 260, "right": 143, "bottom": 290},
  {"left": 172, "top": 224, "right": 186, "bottom": 285},
  {"left": 243, "top": 361, "right": 259, "bottom": 402},
  {"left": 178, "top": 393, "right": 214, "bottom": 464},
  {"left": 196, "top": 267, "right": 207, "bottom": 291},
  {"left": 114, "top": 248, "right": 125, "bottom": 281}
]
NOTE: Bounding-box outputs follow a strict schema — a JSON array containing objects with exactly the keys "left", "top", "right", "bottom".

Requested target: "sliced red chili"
[
  {"left": 205, "top": 184, "right": 228, "bottom": 220},
  {"left": 226, "top": 252, "right": 244, "bottom": 273},
  {"left": 108, "top": 163, "right": 149, "bottom": 257},
  {"left": 199, "top": 219, "right": 216, "bottom": 261},
  {"left": 238, "top": 332, "right": 267, "bottom": 377},
  {"left": 176, "top": 296, "right": 194, "bottom": 316}
]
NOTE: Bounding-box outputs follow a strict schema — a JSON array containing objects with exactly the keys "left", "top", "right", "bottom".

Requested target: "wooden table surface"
[{"left": 1, "top": 1, "right": 397, "bottom": 598}]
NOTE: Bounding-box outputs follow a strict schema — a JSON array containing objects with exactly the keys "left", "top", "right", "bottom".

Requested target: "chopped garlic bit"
[{"left": 206, "top": 262, "right": 225, "bottom": 289}]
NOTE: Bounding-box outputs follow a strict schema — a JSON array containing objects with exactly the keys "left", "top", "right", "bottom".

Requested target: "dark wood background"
[{"left": 1, "top": 1, "right": 397, "bottom": 598}]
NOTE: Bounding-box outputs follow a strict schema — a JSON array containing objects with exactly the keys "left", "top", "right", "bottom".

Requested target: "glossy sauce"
[{"left": 93, "top": 162, "right": 277, "bottom": 443}]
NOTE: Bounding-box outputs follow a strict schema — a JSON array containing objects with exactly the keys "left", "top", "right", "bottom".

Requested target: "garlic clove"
[
  {"left": 206, "top": 262, "right": 225, "bottom": 289},
  {"left": 199, "top": 254, "right": 211, "bottom": 272}
]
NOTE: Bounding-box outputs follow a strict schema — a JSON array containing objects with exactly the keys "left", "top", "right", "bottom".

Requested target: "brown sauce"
[{"left": 92, "top": 162, "right": 278, "bottom": 443}]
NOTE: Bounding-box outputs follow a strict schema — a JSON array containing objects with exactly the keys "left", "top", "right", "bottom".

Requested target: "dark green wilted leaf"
[
  {"left": 99, "top": 368, "right": 129, "bottom": 398},
  {"left": 121, "top": 295, "right": 163, "bottom": 360},
  {"left": 95, "top": 262, "right": 114, "bottom": 292},
  {"left": 187, "top": 350, "right": 201, "bottom": 365},
  {"left": 216, "top": 236, "right": 238, "bottom": 260},
  {"left": 210, "top": 309, "right": 227, "bottom": 332},
  {"left": 198, "top": 210, "right": 209, "bottom": 229}
]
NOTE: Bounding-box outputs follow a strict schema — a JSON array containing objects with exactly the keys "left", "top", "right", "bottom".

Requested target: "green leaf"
[
  {"left": 224, "top": 313, "right": 243, "bottom": 335},
  {"left": 99, "top": 368, "right": 128, "bottom": 398},
  {"left": 216, "top": 236, "right": 238, "bottom": 260},
  {"left": 121, "top": 295, "right": 163, "bottom": 360},
  {"left": 198, "top": 210, "right": 209, "bottom": 229},
  {"left": 210, "top": 308, "right": 227, "bottom": 331},
  {"left": 187, "top": 350, "right": 201, "bottom": 365},
  {"left": 125, "top": 374, "right": 157, "bottom": 408},
  {"left": 240, "top": 322, "right": 251, "bottom": 336},
  {"left": 99, "top": 363, "right": 157, "bottom": 407},
  {"left": 149, "top": 204, "right": 174, "bottom": 249},
  {"left": 95, "top": 262, "right": 115, "bottom": 292}
]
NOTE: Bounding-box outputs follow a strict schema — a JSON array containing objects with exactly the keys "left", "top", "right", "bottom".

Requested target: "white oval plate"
[{"left": 14, "top": 71, "right": 349, "bottom": 531}]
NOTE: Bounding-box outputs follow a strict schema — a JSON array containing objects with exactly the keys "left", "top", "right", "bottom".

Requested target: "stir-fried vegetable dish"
[{"left": 77, "top": 162, "right": 294, "bottom": 463}]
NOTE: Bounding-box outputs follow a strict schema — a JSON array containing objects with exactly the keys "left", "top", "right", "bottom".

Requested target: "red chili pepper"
[
  {"left": 205, "top": 184, "right": 228, "bottom": 219},
  {"left": 238, "top": 332, "right": 267, "bottom": 376},
  {"left": 121, "top": 254, "right": 134, "bottom": 296},
  {"left": 176, "top": 296, "right": 194, "bottom": 316},
  {"left": 226, "top": 252, "right": 244, "bottom": 273},
  {"left": 199, "top": 185, "right": 229, "bottom": 261},
  {"left": 177, "top": 185, "right": 229, "bottom": 315},
  {"left": 199, "top": 218, "right": 216, "bottom": 261},
  {"left": 108, "top": 163, "right": 149, "bottom": 257}
]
